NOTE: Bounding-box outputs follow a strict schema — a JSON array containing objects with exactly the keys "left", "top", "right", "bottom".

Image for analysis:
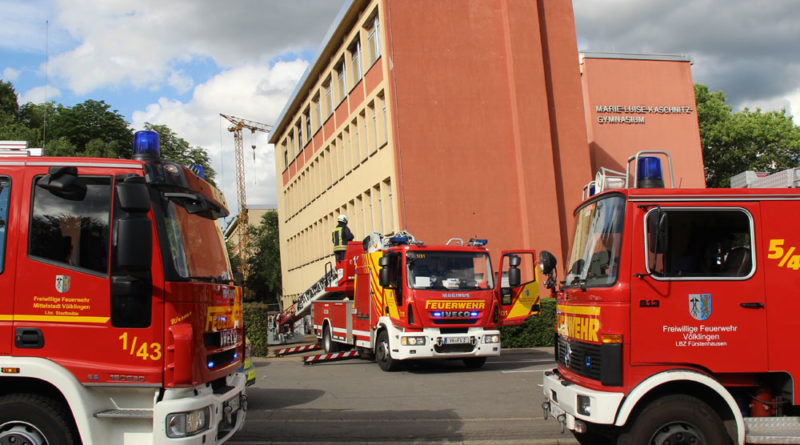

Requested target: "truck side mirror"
[
  {"left": 37, "top": 166, "right": 87, "bottom": 200},
  {"left": 378, "top": 254, "right": 395, "bottom": 289},
  {"left": 539, "top": 250, "right": 557, "bottom": 276},
  {"left": 115, "top": 177, "right": 153, "bottom": 270},
  {"left": 507, "top": 255, "right": 521, "bottom": 288}
]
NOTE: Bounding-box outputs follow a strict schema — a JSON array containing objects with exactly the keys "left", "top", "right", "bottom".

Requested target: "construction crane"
[{"left": 220, "top": 113, "right": 272, "bottom": 275}]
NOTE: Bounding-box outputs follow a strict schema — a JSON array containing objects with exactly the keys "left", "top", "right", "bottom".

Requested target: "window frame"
[
  {"left": 0, "top": 176, "right": 10, "bottom": 273},
  {"left": 643, "top": 206, "right": 756, "bottom": 281}
]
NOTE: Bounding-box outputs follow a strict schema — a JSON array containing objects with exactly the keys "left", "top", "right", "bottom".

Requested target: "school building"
[{"left": 268, "top": 0, "right": 704, "bottom": 309}]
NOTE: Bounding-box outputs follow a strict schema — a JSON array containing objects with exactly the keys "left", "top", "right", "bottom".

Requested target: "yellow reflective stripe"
[
  {"left": 557, "top": 304, "right": 601, "bottom": 316},
  {"left": 1, "top": 314, "right": 109, "bottom": 324},
  {"left": 332, "top": 227, "right": 347, "bottom": 251}
]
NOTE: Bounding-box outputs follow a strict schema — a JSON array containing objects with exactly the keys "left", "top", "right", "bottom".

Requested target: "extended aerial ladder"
[{"left": 220, "top": 113, "right": 272, "bottom": 273}]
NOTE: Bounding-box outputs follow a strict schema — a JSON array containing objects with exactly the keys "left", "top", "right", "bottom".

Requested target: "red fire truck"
[
  {"left": 0, "top": 133, "right": 246, "bottom": 444},
  {"left": 541, "top": 151, "right": 800, "bottom": 444},
  {"left": 312, "top": 232, "right": 540, "bottom": 371}
]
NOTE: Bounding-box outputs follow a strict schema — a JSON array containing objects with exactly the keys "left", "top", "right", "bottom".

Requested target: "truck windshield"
[
  {"left": 406, "top": 251, "right": 494, "bottom": 290},
  {"left": 163, "top": 198, "right": 232, "bottom": 282},
  {"left": 565, "top": 195, "right": 625, "bottom": 288}
]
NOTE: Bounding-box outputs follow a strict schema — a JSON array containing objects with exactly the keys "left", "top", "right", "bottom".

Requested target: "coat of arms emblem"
[
  {"left": 55, "top": 275, "right": 71, "bottom": 293},
  {"left": 689, "top": 293, "right": 711, "bottom": 321}
]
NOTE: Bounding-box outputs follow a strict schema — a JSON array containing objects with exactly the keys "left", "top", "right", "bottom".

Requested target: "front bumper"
[
  {"left": 387, "top": 325, "right": 501, "bottom": 361},
  {"left": 154, "top": 372, "right": 247, "bottom": 444},
  {"left": 542, "top": 368, "right": 624, "bottom": 431}
]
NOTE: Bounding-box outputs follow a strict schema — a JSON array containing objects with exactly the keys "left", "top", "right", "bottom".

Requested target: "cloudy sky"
[{"left": 3, "top": 0, "right": 799, "bottom": 222}]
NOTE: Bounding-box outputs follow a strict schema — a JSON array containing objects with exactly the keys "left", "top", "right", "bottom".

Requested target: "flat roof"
[{"left": 580, "top": 51, "right": 692, "bottom": 63}]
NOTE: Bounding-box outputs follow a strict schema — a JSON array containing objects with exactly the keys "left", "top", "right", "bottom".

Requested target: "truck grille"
[{"left": 557, "top": 337, "right": 601, "bottom": 381}]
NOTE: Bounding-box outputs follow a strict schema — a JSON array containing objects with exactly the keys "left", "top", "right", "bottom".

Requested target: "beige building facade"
[{"left": 270, "top": 0, "right": 592, "bottom": 310}]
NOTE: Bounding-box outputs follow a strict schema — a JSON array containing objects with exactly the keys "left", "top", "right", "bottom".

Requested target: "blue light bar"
[
  {"left": 389, "top": 236, "right": 409, "bottom": 244},
  {"left": 132, "top": 130, "right": 160, "bottom": 160},
  {"left": 469, "top": 238, "right": 488, "bottom": 246},
  {"left": 637, "top": 156, "right": 664, "bottom": 188},
  {"left": 432, "top": 311, "right": 442, "bottom": 317},
  {"left": 189, "top": 164, "right": 205, "bottom": 179},
  {"left": 470, "top": 311, "right": 479, "bottom": 317}
]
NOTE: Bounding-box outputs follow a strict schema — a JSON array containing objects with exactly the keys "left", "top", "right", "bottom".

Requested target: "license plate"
[
  {"left": 219, "top": 329, "right": 239, "bottom": 347},
  {"left": 444, "top": 336, "right": 470, "bottom": 344}
]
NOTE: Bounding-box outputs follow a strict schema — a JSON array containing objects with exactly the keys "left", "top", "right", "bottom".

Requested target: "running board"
[
  {"left": 745, "top": 417, "right": 800, "bottom": 443},
  {"left": 275, "top": 343, "right": 321, "bottom": 357},
  {"left": 95, "top": 409, "right": 153, "bottom": 419},
  {"left": 303, "top": 350, "right": 359, "bottom": 365}
]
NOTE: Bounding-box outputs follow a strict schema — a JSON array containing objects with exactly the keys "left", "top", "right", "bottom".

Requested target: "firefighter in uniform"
[{"left": 332, "top": 214, "right": 354, "bottom": 262}]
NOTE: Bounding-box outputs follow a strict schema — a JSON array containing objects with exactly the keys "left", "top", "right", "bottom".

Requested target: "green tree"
[
  {"left": 695, "top": 84, "right": 800, "bottom": 187},
  {"left": 0, "top": 80, "right": 19, "bottom": 119},
  {"left": 244, "top": 211, "right": 282, "bottom": 303},
  {"left": 144, "top": 123, "right": 217, "bottom": 186},
  {"left": 46, "top": 99, "right": 133, "bottom": 156}
]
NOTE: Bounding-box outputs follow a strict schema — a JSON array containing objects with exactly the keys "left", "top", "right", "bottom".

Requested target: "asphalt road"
[{"left": 230, "top": 345, "right": 578, "bottom": 444}]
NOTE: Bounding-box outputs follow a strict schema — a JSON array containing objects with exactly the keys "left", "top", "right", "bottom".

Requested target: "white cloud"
[
  {"left": 167, "top": 70, "right": 194, "bottom": 95},
  {"left": 19, "top": 84, "right": 61, "bottom": 104},
  {"left": 45, "top": 0, "right": 344, "bottom": 94},
  {"left": 3, "top": 67, "right": 21, "bottom": 81},
  {"left": 131, "top": 59, "right": 309, "bottom": 216}
]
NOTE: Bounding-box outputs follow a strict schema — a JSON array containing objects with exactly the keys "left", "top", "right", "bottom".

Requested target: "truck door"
[
  {"left": 0, "top": 171, "right": 18, "bottom": 354},
  {"left": 497, "top": 250, "right": 541, "bottom": 326},
  {"left": 14, "top": 167, "right": 163, "bottom": 384},
  {"left": 629, "top": 203, "right": 767, "bottom": 372}
]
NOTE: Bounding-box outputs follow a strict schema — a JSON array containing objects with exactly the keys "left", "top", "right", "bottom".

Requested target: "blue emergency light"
[
  {"left": 189, "top": 164, "right": 205, "bottom": 179},
  {"left": 132, "top": 130, "right": 160, "bottom": 161},
  {"left": 469, "top": 238, "right": 488, "bottom": 247},
  {"left": 432, "top": 311, "right": 443, "bottom": 317},
  {"left": 637, "top": 156, "right": 664, "bottom": 188},
  {"left": 389, "top": 236, "right": 409, "bottom": 245},
  {"left": 470, "top": 311, "right": 479, "bottom": 317}
]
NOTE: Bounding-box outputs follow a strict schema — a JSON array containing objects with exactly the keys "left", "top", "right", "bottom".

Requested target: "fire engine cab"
[
  {"left": 312, "top": 232, "right": 540, "bottom": 371},
  {"left": 0, "top": 134, "right": 246, "bottom": 444},
  {"left": 541, "top": 151, "right": 800, "bottom": 444}
]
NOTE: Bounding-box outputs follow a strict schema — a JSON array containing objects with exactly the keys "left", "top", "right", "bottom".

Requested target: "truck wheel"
[
  {"left": 322, "top": 325, "right": 338, "bottom": 353},
  {"left": 375, "top": 330, "right": 400, "bottom": 372},
  {"left": 617, "top": 394, "right": 729, "bottom": 445},
  {"left": 463, "top": 357, "right": 487, "bottom": 369},
  {"left": 0, "top": 393, "right": 78, "bottom": 445}
]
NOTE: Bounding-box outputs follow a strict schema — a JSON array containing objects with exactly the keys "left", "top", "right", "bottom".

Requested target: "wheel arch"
[
  {"left": 0, "top": 359, "right": 99, "bottom": 444},
  {"left": 615, "top": 369, "right": 744, "bottom": 445}
]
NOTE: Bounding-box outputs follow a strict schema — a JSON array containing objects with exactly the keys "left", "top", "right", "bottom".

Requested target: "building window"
[
  {"left": 380, "top": 93, "right": 388, "bottom": 146},
  {"left": 295, "top": 120, "right": 302, "bottom": 153},
  {"left": 312, "top": 93, "right": 321, "bottom": 131},
  {"left": 303, "top": 107, "right": 311, "bottom": 144},
  {"left": 367, "top": 13, "right": 381, "bottom": 64},
  {"left": 288, "top": 133, "right": 294, "bottom": 159},
  {"left": 349, "top": 37, "right": 362, "bottom": 85},
  {"left": 336, "top": 58, "right": 347, "bottom": 103},
  {"left": 323, "top": 77, "right": 333, "bottom": 117},
  {"left": 283, "top": 144, "right": 288, "bottom": 170},
  {"left": 368, "top": 101, "right": 377, "bottom": 153}
]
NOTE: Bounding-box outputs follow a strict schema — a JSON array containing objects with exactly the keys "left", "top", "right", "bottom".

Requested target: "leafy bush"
[
  {"left": 500, "top": 297, "right": 556, "bottom": 348},
  {"left": 243, "top": 302, "right": 270, "bottom": 356}
]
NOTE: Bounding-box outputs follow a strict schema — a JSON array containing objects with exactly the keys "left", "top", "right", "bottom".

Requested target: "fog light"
[
  {"left": 401, "top": 336, "right": 426, "bottom": 346},
  {"left": 166, "top": 406, "right": 210, "bottom": 438},
  {"left": 484, "top": 334, "right": 500, "bottom": 344},
  {"left": 577, "top": 395, "right": 591, "bottom": 416}
]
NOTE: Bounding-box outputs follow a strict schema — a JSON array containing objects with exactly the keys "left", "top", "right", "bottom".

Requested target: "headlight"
[
  {"left": 484, "top": 334, "right": 500, "bottom": 344},
  {"left": 166, "top": 406, "right": 210, "bottom": 438},
  {"left": 400, "top": 336, "right": 426, "bottom": 346},
  {"left": 577, "top": 395, "right": 591, "bottom": 416}
]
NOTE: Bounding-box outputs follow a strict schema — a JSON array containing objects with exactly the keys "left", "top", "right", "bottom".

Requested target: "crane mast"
[{"left": 220, "top": 113, "right": 272, "bottom": 277}]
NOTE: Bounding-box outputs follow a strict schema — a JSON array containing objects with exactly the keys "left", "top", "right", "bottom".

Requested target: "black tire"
[
  {"left": 616, "top": 394, "right": 730, "bottom": 445},
  {"left": 463, "top": 357, "right": 487, "bottom": 369},
  {"left": 0, "top": 393, "right": 78, "bottom": 445},
  {"left": 322, "top": 325, "right": 338, "bottom": 353},
  {"left": 375, "top": 330, "right": 400, "bottom": 371}
]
